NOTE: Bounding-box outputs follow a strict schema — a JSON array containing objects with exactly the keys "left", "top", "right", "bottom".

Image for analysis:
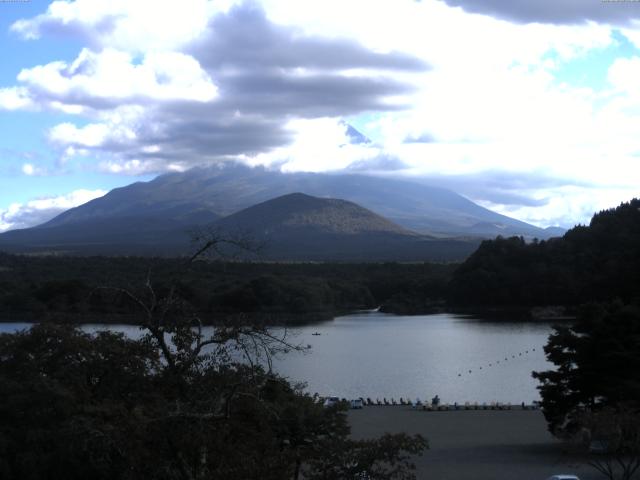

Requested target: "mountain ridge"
[{"left": 41, "top": 163, "right": 559, "bottom": 239}]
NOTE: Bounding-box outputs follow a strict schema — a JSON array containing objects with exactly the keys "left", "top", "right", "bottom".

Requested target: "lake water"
[{"left": 0, "top": 312, "right": 555, "bottom": 404}]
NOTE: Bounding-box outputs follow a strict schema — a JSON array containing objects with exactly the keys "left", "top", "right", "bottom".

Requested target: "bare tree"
[
  {"left": 97, "top": 228, "right": 301, "bottom": 373},
  {"left": 579, "top": 406, "right": 640, "bottom": 480}
]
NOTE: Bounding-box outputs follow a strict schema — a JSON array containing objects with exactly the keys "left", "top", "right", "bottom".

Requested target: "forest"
[
  {"left": 449, "top": 199, "right": 640, "bottom": 308},
  {"left": 0, "top": 254, "right": 454, "bottom": 324}
]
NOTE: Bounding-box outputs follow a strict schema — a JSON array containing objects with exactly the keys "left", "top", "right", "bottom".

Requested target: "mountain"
[
  {"left": 211, "top": 193, "right": 479, "bottom": 261},
  {"left": 0, "top": 191, "right": 480, "bottom": 260},
  {"left": 0, "top": 163, "right": 561, "bottom": 258},
  {"left": 216, "top": 192, "right": 410, "bottom": 235},
  {"left": 40, "top": 163, "right": 557, "bottom": 239}
]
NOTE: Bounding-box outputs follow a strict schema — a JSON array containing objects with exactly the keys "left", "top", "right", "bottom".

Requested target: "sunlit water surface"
[{"left": 1, "top": 312, "right": 554, "bottom": 404}]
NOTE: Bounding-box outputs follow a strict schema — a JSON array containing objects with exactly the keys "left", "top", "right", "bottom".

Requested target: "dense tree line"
[
  {"left": 0, "top": 254, "right": 454, "bottom": 323},
  {"left": 449, "top": 199, "right": 640, "bottom": 307}
]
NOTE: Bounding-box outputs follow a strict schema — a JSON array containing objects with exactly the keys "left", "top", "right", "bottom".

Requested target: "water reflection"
[{"left": 270, "top": 313, "right": 554, "bottom": 404}]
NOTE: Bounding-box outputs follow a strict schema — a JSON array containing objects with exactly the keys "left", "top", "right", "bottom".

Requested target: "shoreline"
[
  {"left": 0, "top": 305, "right": 576, "bottom": 325},
  {"left": 348, "top": 406, "right": 598, "bottom": 480}
]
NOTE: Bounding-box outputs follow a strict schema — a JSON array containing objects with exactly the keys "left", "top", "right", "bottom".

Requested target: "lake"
[{"left": 0, "top": 312, "right": 555, "bottom": 404}]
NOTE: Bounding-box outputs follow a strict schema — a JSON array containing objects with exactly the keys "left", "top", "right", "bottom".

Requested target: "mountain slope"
[
  {"left": 215, "top": 192, "right": 412, "bottom": 235},
  {"left": 0, "top": 211, "right": 220, "bottom": 256},
  {"left": 42, "top": 163, "right": 557, "bottom": 239},
  {"left": 211, "top": 193, "right": 479, "bottom": 261}
]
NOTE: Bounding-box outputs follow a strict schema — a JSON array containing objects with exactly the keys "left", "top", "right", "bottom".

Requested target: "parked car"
[
  {"left": 323, "top": 396, "right": 340, "bottom": 408},
  {"left": 350, "top": 399, "right": 364, "bottom": 409},
  {"left": 546, "top": 475, "right": 580, "bottom": 480}
]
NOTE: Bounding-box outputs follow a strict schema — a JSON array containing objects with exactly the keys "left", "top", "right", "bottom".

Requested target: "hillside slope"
[{"left": 212, "top": 193, "right": 479, "bottom": 261}]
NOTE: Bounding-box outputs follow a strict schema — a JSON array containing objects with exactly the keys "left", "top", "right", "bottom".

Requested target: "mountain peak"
[{"left": 216, "top": 192, "right": 411, "bottom": 236}]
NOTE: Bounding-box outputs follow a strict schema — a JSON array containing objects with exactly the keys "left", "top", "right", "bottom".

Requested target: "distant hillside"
[
  {"left": 212, "top": 193, "right": 479, "bottom": 261},
  {"left": 215, "top": 193, "right": 411, "bottom": 235},
  {"left": 449, "top": 198, "right": 640, "bottom": 306},
  {"left": 0, "top": 211, "right": 220, "bottom": 256},
  {"left": 39, "top": 163, "right": 557, "bottom": 239}
]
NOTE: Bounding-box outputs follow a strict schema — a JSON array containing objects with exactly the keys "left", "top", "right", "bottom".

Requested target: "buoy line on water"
[{"left": 455, "top": 346, "right": 541, "bottom": 378}]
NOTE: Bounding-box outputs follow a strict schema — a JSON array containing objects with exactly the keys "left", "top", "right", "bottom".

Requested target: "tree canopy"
[
  {"left": 533, "top": 302, "right": 640, "bottom": 434},
  {"left": 450, "top": 198, "right": 640, "bottom": 307}
]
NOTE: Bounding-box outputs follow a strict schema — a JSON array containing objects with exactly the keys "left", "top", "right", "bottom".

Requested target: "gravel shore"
[{"left": 348, "top": 407, "right": 600, "bottom": 480}]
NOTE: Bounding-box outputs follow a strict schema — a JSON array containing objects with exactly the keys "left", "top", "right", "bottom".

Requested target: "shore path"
[{"left": 348, "top": 407, "right": 600, "bottom": 480}]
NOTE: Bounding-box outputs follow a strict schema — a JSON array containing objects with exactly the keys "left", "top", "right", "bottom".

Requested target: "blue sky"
[
  {"left": 0, "top": 2, "right": 153, "bottom": 214},
  {"left": 547, "top": 30, "right": 637, "bottom": 90},
  {"left": 1, "top": 0, "right": 640, "bottom": 231}
]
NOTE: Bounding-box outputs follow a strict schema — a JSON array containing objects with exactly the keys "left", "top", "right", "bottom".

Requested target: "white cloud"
[
  {"left": 17, "top": 48, "right": 218, "bottom": 108},
  {"left": 99, "top": 159, "right": 167, "bottom": 175},
  {"left": 480, "top": 185, "right": 640, "bottom": 228},
  {"left": 246, "top": 118, "right": 380, "bottom": 172},
  {"left": 21, "top": 163, "right": 49, "bottom": 176},
  {"left": 11, "top": 0, "right": 238, "bottom": 53},
  {"left": 49, "top": 122, "right": 112, "bottom": 148},
  {"left": 263, "top": 0, "right": 613, "bottom": 67},
  {"left": 0, "top": 87, "right": 33, "bottom": 110},
  {"left": 607, "top": 56, "right": 640, "bottom": 97},
  {"left": 0, "top": 189, "right": 107, "bottom": 232}
]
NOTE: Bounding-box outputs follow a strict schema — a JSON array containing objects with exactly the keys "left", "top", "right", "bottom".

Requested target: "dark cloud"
[
  {"left": 184, "top": 4, "right": 424, "bottom": 117},
  {"left": 190, "top": 4, "right": 428, "bottom": 72},
  {"left": 148, "top": 103, "right": 292, "bottom": 158},
  {"left": 215, "top": 71, "right": 413, "bottom": 116},
  {"left": 40, "top": 3, "right": 428, "bottom": 173},
  {"left": 440, "top": 0, "right": 640, "bottom": 25}
]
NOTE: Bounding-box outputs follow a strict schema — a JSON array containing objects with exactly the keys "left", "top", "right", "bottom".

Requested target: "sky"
[{"left": 1, "top": 0, "right": 640, "bottom": 231}]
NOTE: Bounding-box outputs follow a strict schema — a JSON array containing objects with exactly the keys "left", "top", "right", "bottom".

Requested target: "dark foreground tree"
[
  {"left": 533, "top": 303, "right": 640, "bottom": 480},
  {"left": 533, "top": 303, "right": 640, "bottom": 434},
  {"left": 0, "top": 234, "right": 427, "bottom": 479},
  {"left": 0, "top": 323, "right": 426, "bottom": 479}
]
